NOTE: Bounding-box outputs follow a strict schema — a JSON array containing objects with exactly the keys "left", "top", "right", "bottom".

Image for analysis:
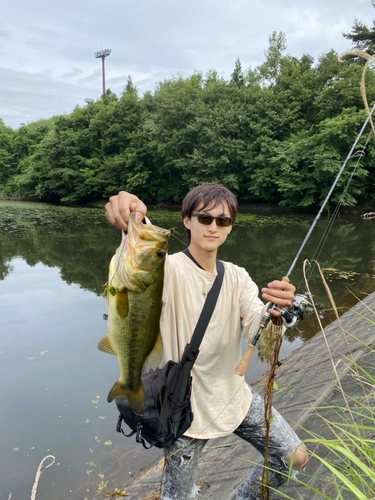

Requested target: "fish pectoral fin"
[
  {"left": 115, "top": 290, "right": 129, "bottom": 318},
  {"left": 97, "top": 336, "right": 116, "bottom": 355},
  {"left": 142, "top": 331, "right": 164, "bottom": 374},
  {"left": 107, "top": 381, "right": 146, "bottom": 415}
]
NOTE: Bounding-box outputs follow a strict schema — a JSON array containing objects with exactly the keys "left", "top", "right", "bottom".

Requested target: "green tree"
[
  {"left": 343, "top": 18, "right": 375, "bottom": 54},
  {"left": 230, "top": 58, "right": 245, "bottom": 87},
  {"left": 89, "top": 81, "right": 147, "bottom": 198},
  {"left": 139, "top": 74, "right": 204, "bottom": 201},
  {"left": 314, "top": 50, "right": 375, "bottom": 122},
  {"left": 0, "top": 119, "right": 15, "bottom": 186},
  {"left": 257, "top": 31, "right": 287, "bottom": 86},
  {"left": 271, "top": 109, "right": 369, "bottom": 207},
  {"left": 12, "top": 120, "right": 53, "bottom": 163}
]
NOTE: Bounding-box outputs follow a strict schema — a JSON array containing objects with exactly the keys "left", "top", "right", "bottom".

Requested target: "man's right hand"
[{"left": 105, "top": 191, "right": 147, "bottom": 231}]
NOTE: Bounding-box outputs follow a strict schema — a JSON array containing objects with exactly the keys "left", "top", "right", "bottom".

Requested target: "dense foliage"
[{"left": 1, "top": 26, "right": 375, "bottom": 208}]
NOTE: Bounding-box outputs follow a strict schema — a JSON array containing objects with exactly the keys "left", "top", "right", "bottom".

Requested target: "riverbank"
[
  {"left": 0, "top": 194, "right": 373, "bottom": 216},
  {"left": 116, "top": 290, "right": 375, "bottom": 499}
]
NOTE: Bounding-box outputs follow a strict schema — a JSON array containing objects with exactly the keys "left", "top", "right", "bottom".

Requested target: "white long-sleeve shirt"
[{"left": 159, "top": 252, "right": 276, "bottom": 439}]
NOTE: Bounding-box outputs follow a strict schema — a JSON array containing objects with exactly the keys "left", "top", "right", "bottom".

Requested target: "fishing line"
[
  {"left": 285, "top": 103, "right": 375, "bottom": 281},
  {"left": 170, "top": 231, "right": 188, "bottom": 248},
  {"left": 235, "top": 103, "right": 375, "bottom": 377},
  {"left": 307, "top": 130, "right": 372, "bottom": 279}
]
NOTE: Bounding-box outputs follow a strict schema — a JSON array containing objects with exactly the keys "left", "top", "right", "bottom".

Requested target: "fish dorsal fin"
[
  {"left": 142, "top": 331, "right": 163, "bottom": 374},
  {"left": 98, "top": 336, "right": 116, "bottom": 355}
]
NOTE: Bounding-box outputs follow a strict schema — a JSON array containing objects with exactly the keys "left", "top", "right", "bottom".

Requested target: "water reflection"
[{"left": 0, "top": 201, "right": 374, "bottom": 498}]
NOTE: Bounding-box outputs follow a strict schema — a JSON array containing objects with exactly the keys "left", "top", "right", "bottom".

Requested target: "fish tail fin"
[
  {"left": 107, "top": 381, "right": 146, "bottom": 415},
  {"left": 126, "top": 384, "right": 146, "bottom": 415}
]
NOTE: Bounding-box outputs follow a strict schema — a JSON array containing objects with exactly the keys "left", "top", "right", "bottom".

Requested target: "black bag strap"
[
  {"left": 116, "top": 250, "right": 224, "bottom": 448},
  {"left": 116, "top": 414, "right": 154, "bottom": 449},
  {"left": 182, "top": 248, "right": 225, "bottom": 349}
]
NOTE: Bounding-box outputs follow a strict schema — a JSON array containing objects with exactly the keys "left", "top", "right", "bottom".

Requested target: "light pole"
[{"left": 95, "top": 49, "right": 112, "bottom": 95}]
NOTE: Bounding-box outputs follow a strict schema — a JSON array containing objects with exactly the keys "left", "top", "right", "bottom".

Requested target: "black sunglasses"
[{"left": 191, "top": 213, "right": 233, "bottom": 227}]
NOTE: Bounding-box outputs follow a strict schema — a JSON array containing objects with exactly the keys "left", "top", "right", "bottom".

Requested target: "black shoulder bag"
[{"left": 116, "top": 254, "right": 225, "bottom": 449}]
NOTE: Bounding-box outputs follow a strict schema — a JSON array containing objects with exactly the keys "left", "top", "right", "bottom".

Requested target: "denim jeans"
[{"left": 161, "top": 389, "right": 302, "bottom": 500}]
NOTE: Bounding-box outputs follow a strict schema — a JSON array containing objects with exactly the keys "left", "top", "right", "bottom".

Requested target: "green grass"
[{"left": 272, "top": 261, "right": 375, "bottom": 499}]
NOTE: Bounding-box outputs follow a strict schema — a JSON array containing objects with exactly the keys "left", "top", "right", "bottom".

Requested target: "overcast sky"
[{"left": 1, "top": 0, "right": 373, "bottom": 129}]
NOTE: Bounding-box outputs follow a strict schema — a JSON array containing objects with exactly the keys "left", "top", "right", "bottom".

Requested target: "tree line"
[{"left": 1, "top": 22, "right": 375, "bottom": 209}]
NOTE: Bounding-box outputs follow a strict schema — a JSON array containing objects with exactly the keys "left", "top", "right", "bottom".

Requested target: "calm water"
[{"left": 1, "top": 201, "right": 374, "bottom": 499}]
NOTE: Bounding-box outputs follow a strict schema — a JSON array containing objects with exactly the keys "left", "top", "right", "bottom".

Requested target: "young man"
[{"left": 105, "top": 183, "right": 308, "bottom": 500}]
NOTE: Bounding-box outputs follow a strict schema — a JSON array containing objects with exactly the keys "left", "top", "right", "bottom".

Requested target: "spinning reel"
[{"left": 270, "top": 293, "right": 312, "bottom": 330}]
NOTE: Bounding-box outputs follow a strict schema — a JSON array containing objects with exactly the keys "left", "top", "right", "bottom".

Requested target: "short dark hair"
[{"left": 181, "top": 183, "right": 238, "bottom": 242}]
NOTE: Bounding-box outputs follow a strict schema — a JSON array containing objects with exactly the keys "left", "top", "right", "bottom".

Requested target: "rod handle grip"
[{"left": 235, "top": 345, "right": 255, "bottom": 376}]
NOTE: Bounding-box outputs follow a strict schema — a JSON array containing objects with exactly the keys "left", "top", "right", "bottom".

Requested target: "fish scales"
[{"left": 111, "top": 279, "right": 163, "bottom": 388}]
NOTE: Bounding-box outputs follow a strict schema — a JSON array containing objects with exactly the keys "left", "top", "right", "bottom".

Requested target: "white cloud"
[{"left": 1, "top": 0, "right": 373, "bottom": 128}]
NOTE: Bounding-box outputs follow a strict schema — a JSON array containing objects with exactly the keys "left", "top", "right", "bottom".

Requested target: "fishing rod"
[{"left": 235, "top": 104, "right": 375, "bottom": 377}]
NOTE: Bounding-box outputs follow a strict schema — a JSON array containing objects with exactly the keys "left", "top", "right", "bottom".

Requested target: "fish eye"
[{"left": 157, "top": 249, "right": 165, "bottom": 258}]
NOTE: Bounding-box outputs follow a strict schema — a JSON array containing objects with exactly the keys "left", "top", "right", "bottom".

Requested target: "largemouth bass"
[{"left": 98, "top": 213, "right": 170, "bottom": 415}]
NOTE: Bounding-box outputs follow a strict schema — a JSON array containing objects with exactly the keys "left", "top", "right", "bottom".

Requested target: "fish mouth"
[
  {"left": 124, "top": 213, "right": 171, "bottom": 269},
  {"left": 142, "top": 216, "right": 170, "bottom": 234},
  {"left": 129, "top": 213, "right": 171, "bottom": 242}
]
